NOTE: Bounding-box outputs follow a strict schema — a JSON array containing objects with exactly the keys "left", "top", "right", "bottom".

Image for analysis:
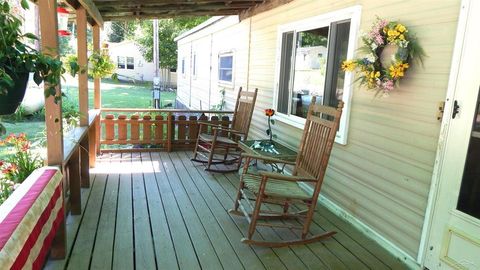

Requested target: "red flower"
[
  {"left": 0, "top": 160, "right": 3, "bottom": 167},
  {"left": 21, "top": 142, "right": 30, "bottom": 151},
  {"left": 3, "top": 163, "right": 18, "bottom": 175},
  {"left": 265, "top": 109, "right": 275, "bottom": 117}
]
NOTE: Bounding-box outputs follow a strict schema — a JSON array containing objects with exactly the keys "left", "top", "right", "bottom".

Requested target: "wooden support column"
[
  {"left": 77, "top": 7, "right": 88, "bottom": 127},
  {"left": 93, "top": 25, "right": 101, "bottom": 157},
  {"left": 93, "top": 25, "right": 101, "bottom": 109},
  {"left": 38, "top": 0, "right": 65, "bottom": 259},
  {"left": 76, "top": 7, "right": 90, "bottom": 185}
]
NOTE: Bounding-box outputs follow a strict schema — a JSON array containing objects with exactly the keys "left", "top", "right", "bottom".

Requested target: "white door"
[{"left": 424, "top": 0, "right": 480, "bottom": 269}]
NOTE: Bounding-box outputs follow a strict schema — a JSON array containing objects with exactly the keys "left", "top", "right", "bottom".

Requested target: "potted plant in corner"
[{"left": 0, "top": 0, "right": 65, "bottom": 116}]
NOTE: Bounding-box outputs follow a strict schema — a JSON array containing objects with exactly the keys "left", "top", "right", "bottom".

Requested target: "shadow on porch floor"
[{"left": 45, "top": 151, "right": 408, "bottom": 270}]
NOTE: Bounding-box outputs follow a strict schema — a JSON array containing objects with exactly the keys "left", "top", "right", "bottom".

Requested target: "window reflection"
[
  {"left": 291, "top": 27, "right": 329, "bottom": 118},
  {"left": 457, "top": 89, "right": 480, "bottom": 219}
]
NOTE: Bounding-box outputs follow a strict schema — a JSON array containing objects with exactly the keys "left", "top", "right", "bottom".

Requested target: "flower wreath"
[{"left": 342, "top": 17, "right": 425, "bottom": 96}]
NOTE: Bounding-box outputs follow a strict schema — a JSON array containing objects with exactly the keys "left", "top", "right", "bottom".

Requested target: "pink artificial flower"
[
  {"left": 378, "top": 19, "right": 388, "bottom": 29},
  {"left": 382, "top": 80, "right": 395, "bottom": 92},
  {"left": 375, "top": 34, "right": 384, "bottom": 45}
]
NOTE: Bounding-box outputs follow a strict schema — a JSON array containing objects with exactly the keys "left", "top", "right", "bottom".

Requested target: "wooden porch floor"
[{"left": 45, "top": 151, "right": 407, "bottom": 270}]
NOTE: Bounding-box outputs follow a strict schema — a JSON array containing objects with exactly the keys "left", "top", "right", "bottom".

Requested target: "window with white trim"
[
  {"left": 117, "top": 56, "right": 125, "bottom": 69},
  {"left": 126, "top": 57, "right": 134, "bottom": 70},
  {"left": 274, "top": 6, "right": 361, "bottom": 144},
  {"left": 218, "top": 53, "right": 233, "bottom": 83},
  {"left": 192, "top": 53, "right": 197, "bottom": 78},
  {"left": 181, "top": 58, "right": 185, "bottom": 75}
]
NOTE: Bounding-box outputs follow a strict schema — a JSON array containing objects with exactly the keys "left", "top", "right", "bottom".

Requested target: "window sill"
[
  {"left": 218, "top": 80, "right": 233, "bottom": 87},
  {"left": 274, "top": 113, "right": 305, "bottom": 130},
  {"left": 276, "top": 112, "right": 346, "bottom": 145}
]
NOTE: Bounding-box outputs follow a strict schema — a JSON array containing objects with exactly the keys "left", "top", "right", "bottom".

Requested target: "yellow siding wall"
[{"left": 177, "top": 0, "right": 461, "bottom": 258}]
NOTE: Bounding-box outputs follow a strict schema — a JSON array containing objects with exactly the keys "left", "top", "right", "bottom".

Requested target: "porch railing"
[{"left": 99, "top": 108, "right": 234, "bottom": 152}]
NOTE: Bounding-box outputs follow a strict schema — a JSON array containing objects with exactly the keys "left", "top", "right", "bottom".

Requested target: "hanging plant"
[
  {"left": 63, "top": 51, "right": 116, "bottom": 79},
  {"left": 0, "top": 0, "right": 67, "bottom": 105},
  {"left": 342, "top": 17, "right": 426, "bottom": 96}
]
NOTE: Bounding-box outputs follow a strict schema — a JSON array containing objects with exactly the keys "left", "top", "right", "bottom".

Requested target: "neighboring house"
[
  {"left": 108, "top": 40, "right": 177, "bottom": 86},
  {"left": 176, "top": 1, "right": 480, "bottom": 269}
]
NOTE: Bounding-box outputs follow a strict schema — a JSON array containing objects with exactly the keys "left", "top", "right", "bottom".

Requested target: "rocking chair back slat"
[
  {"left": 294, "top": 99, "right": 343, "bottom": 180},
  {"left": 231, "top": 87, "right": 258, "bottom": 138}
]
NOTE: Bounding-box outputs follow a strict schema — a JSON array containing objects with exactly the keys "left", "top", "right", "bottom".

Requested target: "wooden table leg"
[
  {"left": 70, "top": 148, "right": 81, "bottom": 215},
  {"left": 80, "top": 136, "right": 90, "bottom": 188}
]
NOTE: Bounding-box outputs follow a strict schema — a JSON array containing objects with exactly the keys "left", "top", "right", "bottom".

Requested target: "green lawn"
[
  {"left": 0, "top": 79, "right": 176, "bottom": 159},
  {"left": 62, "top": 79, "right": 176, "bottom": 109}
]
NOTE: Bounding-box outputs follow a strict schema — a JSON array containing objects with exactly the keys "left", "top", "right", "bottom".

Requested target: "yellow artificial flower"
[
  {"left": 399, "top": 34, "right": 405, "bottom": 41},
  {"left": 366, "top": 70, "right": 381, "bottom": 88},
  {"left": 370, "top": 71, "right": 380, "bottom": 78},
  {"left": 395, "top": 24, "right": 407, "bottom": 33},
  {"left": 387, "top": 29, "right": 400, "bottom": 42},
  {"left": 341, "top": 60, "right": 356, "bottom": 71},
  {"left": 389, "top": 62, "right": 409, "bottom": 79},
  {"left": 387, "top": 29, "right": 397, "bottom": 37}
]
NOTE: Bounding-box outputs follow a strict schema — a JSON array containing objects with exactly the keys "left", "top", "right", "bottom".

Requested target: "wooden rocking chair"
[
  {"left": 229, "top": 99, "right": 343, "bottom": 247},
  {"left": 191, "top": 87, "right": 258, "bottom": 172}
]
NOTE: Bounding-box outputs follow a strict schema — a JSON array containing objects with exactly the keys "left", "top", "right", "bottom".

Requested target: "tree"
[
  {"left": 107, "top": 21, "right": 136, "bottom": 43},
  {"left": 135, "top": 17, "right": 208, "bottom": 69}
]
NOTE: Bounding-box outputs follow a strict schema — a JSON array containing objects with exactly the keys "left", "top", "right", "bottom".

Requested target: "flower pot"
[{"left": 0, "top": 72, "right": 30, "bottom": 115}]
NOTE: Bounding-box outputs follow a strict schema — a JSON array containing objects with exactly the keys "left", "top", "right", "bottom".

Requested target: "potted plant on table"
[{"left": 0, "top": 0, "right": 65, "bottom": 116}]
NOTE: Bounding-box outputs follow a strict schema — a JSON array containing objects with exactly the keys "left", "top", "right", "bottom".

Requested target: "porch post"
[
  {"left": 92, "top": 25, "right": 101, "bottom": 159},
  {"left": 38, "top": 0, "right": 65, "bottom": 259},
  {"left": 76, "top": 7, "right": 90, "bottom": 187},
  {"left": 77, "top": 7, "right": 88, "bottom": 127},
  {"left": 93, "top": 25, "right": 101, "bottom": 109}
]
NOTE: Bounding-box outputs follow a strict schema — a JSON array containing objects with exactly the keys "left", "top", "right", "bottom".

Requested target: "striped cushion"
[
  {"left": 242, "top": 174, "right": 311, "bottom": 200},
  {"left": 0, "top": 167, "right": 63, "bottom": 270}
]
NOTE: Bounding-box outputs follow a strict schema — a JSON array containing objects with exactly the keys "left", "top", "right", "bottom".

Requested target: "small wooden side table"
[{"left": 238, "top": 140, "right": 297, "bottom": 171}]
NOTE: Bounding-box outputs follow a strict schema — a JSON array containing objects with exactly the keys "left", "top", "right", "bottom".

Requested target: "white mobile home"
[
  {"left": 108, "top": 40, "right": 177, "bottom": 86},
  {"left": 176, "top": 0, "right": 480, "bottom": 269}
]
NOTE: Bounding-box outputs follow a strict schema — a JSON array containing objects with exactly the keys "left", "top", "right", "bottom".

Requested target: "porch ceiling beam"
[
  {"left": 94, "top": 0, "right": 262, "bottom": 3},
  {"left": 65, "top": 0, "right": 104, "bottom": 27},
  {"left": 239, "top": 0, "right": 292, "bottom": 20},
  {"left": 103, "top": 10, "right": 238, "bottom": 20},
  {"left": 96, "top": 2, "right": 258, "bottom": 10},
  {"left": 99, "top": 4, "right": 254, "bottom": 16}
]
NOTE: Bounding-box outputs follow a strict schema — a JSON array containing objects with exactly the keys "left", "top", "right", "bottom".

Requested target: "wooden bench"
[{"left": 0, "top": 167, "right": 64, "bottom": 269}]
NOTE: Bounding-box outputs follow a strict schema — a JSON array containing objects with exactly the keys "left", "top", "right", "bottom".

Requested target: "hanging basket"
[{"left": 0, "top": 72, "right": 30, "bottom": 115}]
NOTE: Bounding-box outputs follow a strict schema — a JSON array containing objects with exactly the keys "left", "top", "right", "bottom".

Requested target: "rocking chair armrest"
[
  {"left": 198, "top": 121, "right": 224, "bottom": 128},
  {"left": 212, "top": 127, "right": 245, "bottom": 135},
  {"left": 259, "top": 171, "right": 317, "bottom": 182},
  {"left": 240, "top": 153, "right": 296, "bottom": 165}
]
